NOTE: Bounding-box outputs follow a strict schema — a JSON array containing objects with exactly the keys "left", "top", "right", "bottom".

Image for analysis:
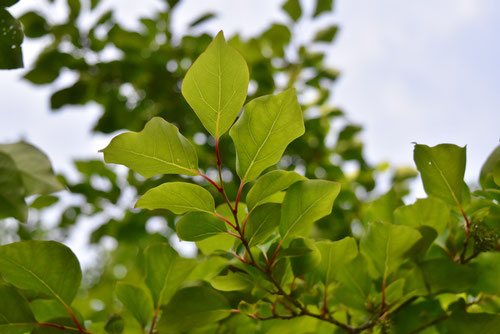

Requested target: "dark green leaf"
[
  {"left": 188, "top": 12, "right": 216, "bottom": 28},
  {"left": 282, "top": 0, "right": 302, "bottom": 22},
  {"left": 231, "top": 88, "right": 304, "bottom": 182},
  {"left": 419, "top": 259, "right": 476, "bottom": 294},
  {"left": 313, "top": 0, "right": 334, "bottom": 17},
  {"left": 313, "top": 25, "right": 338, "bottom": 42},
  {"left": 0, "top": 152, "right": 27, "bottom": 221},
  {"left": 19, "top": 11, "right": 48, "bottom": 38},
  {"left": 0, "top": 8, "right": 23, "bottom": 69},
  {"left": 104, "top": 315, "right": 124, "bottom": 334},
  {"left": 101, "top": 117, "right": 198, "bottom": 177},
  {"left": 0, "top": 284, "right": 36, "bottom": 334}
]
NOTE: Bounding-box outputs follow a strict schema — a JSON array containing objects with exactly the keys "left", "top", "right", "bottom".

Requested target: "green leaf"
[
  {"left": 0, "top": 8, "right": 23, "bottom": 69},
  {"left": 196, "top": 233, "right": 236, "bottom": 255},
  {"left": 67, "top": 0, "right": 81, "bottom": 21},
  {"left": 438, "top": 309, "right": 500, "bottom": 334},
  {"left": 334, "top": 256, "right": 372, "bottom": 310},
  {"left": 0, "top": 284, "right": 36, "bottom": 334},
  {"left": 414, "top": 143, "right": 466, "bottom": 206},
  {"left": 287, "top": 238, "right": 321, "bottom": 277},
  {"left": 0, "top": 152, "right": 27, "bottom": 221},
  {"left": 313, "top": 25, "right": 338, "bottom": 43},
  {"left": 136, "top": 182, "right": 215, "bottom": 214},
  {"left": 246, "top": 203, "right": 281, "bottom": 247},
  {"left": 0, "top": 1, "right": 21, "bottom": 7},
  {"left": 177, "top": 212, "right": 227, "bottom": 241},
  {"left": 101, "top": 117, "right": 198, "bottom": 177},
  {"left": 182, "top": 31, "right": 249, "bottom": 138},
  {"left": 230, "top": 88, "right": 305, "bottom": 182},
  {"left": 360, "top": 223, "right": 421, "bottom": 279},
  {"left": 188, "top": 12, "right": 216, "bottom": 28},
  {"left": 316, "top": 237, "right": 358, "bottom": 284},
  {"left": 479, "top": 145, "right": 500, "bottom": 189},
  {"left": 144, "top": 243, "right": 196, "bottom": 307},
  {"left": 209, "top": 272, "right": 252, "bottom": 291},
  {"left": 0, "top": 141, "right": 64, "bottom": 196},
  {"left": 394, "top": 197, "right": 450, "bottom": 234},
  {"left": 419, "top": 259, "right": 476, "bottom": 294},
  {"left": 282, "top": 0, "right": 302, "bottom": 22},
  {"left": 19, "top": 11, "right": 49, "bottom": 38},
  {"left": 279, "top": 180, "right": 341, "bottom": 240},
  {"left": 104, "top": 315, "right": 124, "bottom": 334},
  {"left": 361, "top": 189, "right": 403, "bottom": 224},
  {"left": 158, "top": 284, "right": 231, "bottom": 332},
  {"left": 246, "top": 170, "right": 305, "bottom": 209},
  {"left": 0, "top": 241, "right": 82, "bottom": 305},
  {"left": 115, "top": 283, "right": 153, "bottom": 328},
  {"left": 313, "top": 0, "right": 334, "bottom": 17}
]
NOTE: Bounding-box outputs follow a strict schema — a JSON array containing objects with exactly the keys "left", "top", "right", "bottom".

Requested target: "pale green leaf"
[
  {"left": 182, "top": 31, "right": 249, "bottom": 138},
  {"left": 335, "top": 256, "right": 372, "bottom": 310},
  {"left": 0, "top": 284, "right": 36, "bottom": 334},
  {"left": 394, "top": 197, "right": 450, "bottom": 234},
  {"left": 101, "top": 117, "right": 198, "bottom": 177},
  {"left": 136, "top": 182, "right": 215, "bottom": 214},
  {"left": 115, "top": 283, "right": 153, "bottom": 328},
  {"left": 0, "top": 241, "right": 82, "bottom": 305},
  {"left": 414, "top": 143, "right": 466, "bottom": 206},
  {"left": 144, "top": 243, "right": 196, "bottom": 307},
  {"left": 246, "top": 170, "right": 305, "bottom": 209},
  {"left": 209, "top": 272, "right": 252, "bottom": 291},
  {"left": 177, "top": 212, "right": 227, "bottom": 241},
  {"left": 279, "top": 180, "right": 341, "bottom": 240},
  {"left": 316, "top": 237, "right": 358, "bottom": 284},
  {"left": 360, "top": 223, "right": 421, "bottom": 279},
  {"left": 196, "top": 233, "right": 236, "bottom": 255},
  {"left": 0, "top": 152, "right": 27, "bottom": 221},
  {"left": 246, "top": 203, "right": 281, "bottom": 247},
  {"left": 230, "top": 88, "right": 304, "bottom": 182},
  {"left": 158, "top": 284, "right": 231, "bottom": 332},
  {"left": 0, "top": 141, "right": 64, "bottom": 196}
]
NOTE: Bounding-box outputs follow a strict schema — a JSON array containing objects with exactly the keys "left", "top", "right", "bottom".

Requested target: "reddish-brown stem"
[
  {"left": 321, "top": 284, "right": 329, "bottom": 317},
  {"left": 380, "top": 277, "right": 387, "bottom": 314},
  {"left": 268, "top": 240, "right": 283, "bottom": 269},
  {"left": 64, "top": 304, "right": 89, "bottom": 333},
  {"left": 213, "top": 212, "right": 237, "bottom": 230},
  {"left": 38, "top": 322, "right": 82, "bottom": 331},
  {"left": 149, "top": 306, "right": 160, "bottom": 334},
  {"left": 234, "top": 180, "right": 245, "bottom": 214},
  {"left": 199, "top": 172, "right": 222, "bottom": 192}
]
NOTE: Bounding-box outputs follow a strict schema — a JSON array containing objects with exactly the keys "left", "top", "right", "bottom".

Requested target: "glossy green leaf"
[
  {"left": 177, "top": 212, "right": 227, "bottom": 241},
  {"left": 282, "top": 0, "right": 302, "bottom": 21},
  {"left": 394, "top": 197, "right": 450, "bottom": 234},
  {"left": 316, "top": 237, "right": 358, "bottom": 284},
  {"left": 209, "top": 272, "right": 252, "bottom": 291},
  {"left": 144, "top": 243, "right": 196, "bottom": 307},
  {"left": 115, "top": 283, "right": 153, "bottom": 328},
  {"left": 414, "top": 143, "right": 466, "bottom": 206},
  {"left": 0, "top": 8, "right": 23, "bottom": 69},
  {"left": 246, "top": 203, "right": 281, "bottom": 247},
  {"left": 230, "top": 88, "right": 304, "bottom": 182},
  {"left": 136, "top": 182, "right": 215, "bottom": 214},
  {"left": 360, "top": 223, "right": 421, "bottom": 279},
  {"left": 313, "top": 0, "right": 334, "bottom": 17},
  {"left": 0, "top": 141, "right": 64, "bottom": 196},
  {"left": 101, "top": 117, "right": 198, "bottom": 177},
  {"left": 182, "top": 31, "right": 249, "bottom": 138},
  {"left": 279, "top": 180, "right": 341, "bottom": 240},
  {"left": 0, "top": 284, "right": 36, "bottom": 334},
  {"left": 158, "top": 284, "right": 231, "bottom": 332},
  {"left": 246, "top": 170, "right": 305, "bottom": 209},
  {"left": 0, "top": 241, "right": 82, "bottom": 305},
  {"left": 0, "top": 152, "right": 27, "bottom": 221},
  {"left": 314, "top": 25, "right": 338, "bottom": 43}
]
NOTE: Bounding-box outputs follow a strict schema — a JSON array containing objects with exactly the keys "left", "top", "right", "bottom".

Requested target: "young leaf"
[
  {"left": 413, "top": 143, "right": 466, "bottom": 206},
  {"left": 394, "top": 197, "right": 450, "bottom": 234},
  {"left": 0, "top": 284, "right": 36, "bottom": 334},
  {"left": 144, "top": 243, "right": 196, "bottom": 307},
  {"left": 136, "top": 182, "right": 215, "bottom": 214},
  {"left": 230, "top": 88, "right": 305, "bottom": 182},
  {"left": 177, "top": 212, "right": 227, "bottom": 241},
  {"left": 279, "top": 180, "right": 341, "bottom": 240},
  {"left": 360, "top": 223, "right": 421, "bottom": 279},
  {"left": 0, "top": 152, "right": 27, "bottom": 221},
  {"left": 0, "top": 241, "right": 82, "bottom": 305},
  {"left": 115, "top": 283, "right": 153, "bottom": 328},
  {"left": 245, "top": 203, "right": 281, "bottom": 247},
  {"left": 101, "top": 117, "right": 198, "bottom": 177},
  {"left": 182, "top": 31, "right": 249, "bottom": 138},
  {"left": 158, "top": 284, "right": 231, "bottom": 332},
  {"left": 316, "top": 237, "right": 358, "bottom": 284},
  {"left": 246, "top": 170, "right": 305, "bottom": 209},
  {"left": 0, "top": 141, "right": 64, "bottom": 195}
]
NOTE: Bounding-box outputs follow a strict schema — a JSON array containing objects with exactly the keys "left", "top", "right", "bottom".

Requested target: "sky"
[{"left": 1, "top": 0, "right": 499, "bottom": 184}]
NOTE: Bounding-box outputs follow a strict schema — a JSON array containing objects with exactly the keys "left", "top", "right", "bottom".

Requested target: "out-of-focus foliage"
[{"left": 0, "top": 0, "right": 24, "bottom": 69}]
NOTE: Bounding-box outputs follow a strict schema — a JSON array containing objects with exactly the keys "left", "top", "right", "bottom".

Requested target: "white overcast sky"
[{"left": 1, "top": 0, "right": 499, "bottom": 184}]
